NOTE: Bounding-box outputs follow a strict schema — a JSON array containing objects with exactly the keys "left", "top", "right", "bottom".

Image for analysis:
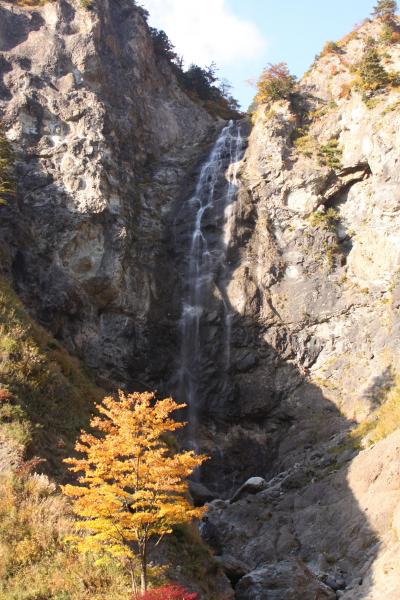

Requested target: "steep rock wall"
[
  {"left": 0, "top": 0, "right": 221, "bottom": 388},
  {"left": 203, "top": 18, "right": 400, "bottom": 600},
  {"left": 2, "top": 4, "right": 400, "bottom": 598}
]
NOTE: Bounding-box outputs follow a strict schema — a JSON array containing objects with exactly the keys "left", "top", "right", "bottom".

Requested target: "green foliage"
[
  {"left": 0, "top": 129, "right": 15, "bottom": 206},
  {"left": 0, "top": 277, "right": 101, "bottom": 474},
  {"left": 372, "top": 0, "right": 398, "bottom": 19},
  {"left": 148, "top": 28, "right": 240, "bottom": 118},
  {"left": 318, "top": 137, "right": 343, "bottom": 170},
  {"left": 324, "top": 239, "right": 341, "bottom": 270},
  {"left": 255, "top": 63, "right": 297, "bottom": 104},
  {"left": 363, "top": 96, "right": 383, "bottom": 109},
  {"left": 150, "top": 28, "right": 178, "bottom": 62},
  {"left": 179, "top": 63, "right": 240, "bottom": 118},
  {"left": 380, "top": 22, "right": 400, "bottom": 44},
  {"left": 357, "top": 43, "right": 390, "bottom": 91},
  {"left": 308, "top": 208, "right": 340, "bottom": 232},
  {"left": 294, "top": 131, "right": 314, "bottom": 157},
  {"left": 182, "top": 63, "right": 219, "bottom": 100}
]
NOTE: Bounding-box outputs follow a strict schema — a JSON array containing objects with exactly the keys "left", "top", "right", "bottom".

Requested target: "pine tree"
[
  {"left": 372, "top": 0, "right": 398, "bottom": 19},
  {"left": 358, "top": 43, "right": 389, "bottom": 90},
  {"left": 63, "top": 392, "right": 208, "bottom": 595}
]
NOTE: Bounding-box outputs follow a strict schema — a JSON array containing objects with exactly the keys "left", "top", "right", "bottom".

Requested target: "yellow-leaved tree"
[{"left": 62, "top": 391, "right": 208, "bottom": 595}]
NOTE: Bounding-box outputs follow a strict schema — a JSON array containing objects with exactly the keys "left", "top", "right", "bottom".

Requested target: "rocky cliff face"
[
  {"left": 2, "top": 3, "right": 400, "bottom": 599},
  {"left": 0, "top": 0, "right": 220, "bottom": 389},
  {"left": 201, "top": 18, "right": 400, "bottom": 600}
]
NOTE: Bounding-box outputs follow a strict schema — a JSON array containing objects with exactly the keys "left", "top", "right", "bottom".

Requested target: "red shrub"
[
  {"left": 0, "top": 388, "right": 13, "bottom": 402},
  {"left": 134, "top": 585, "right": 199, "bottom": 600}
]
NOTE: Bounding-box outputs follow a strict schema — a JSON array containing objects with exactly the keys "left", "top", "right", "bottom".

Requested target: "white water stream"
[{"left": 177, "top": 120, "right": 245, "bottom": 438}]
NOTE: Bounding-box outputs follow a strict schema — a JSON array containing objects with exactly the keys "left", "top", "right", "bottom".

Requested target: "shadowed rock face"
[
  {"left": 2, "top": 4, "right": 400, "bottom": 599},
  {"left": 195, "top": 17, "right": 400, "bottom": 600}
]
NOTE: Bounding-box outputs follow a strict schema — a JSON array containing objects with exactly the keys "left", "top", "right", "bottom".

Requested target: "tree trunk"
[
  {"left": 140, "top": 544, "right": 148, "bottom": 594},
  {"left": 129, "top": 559, "right": 138, "bottom": 597}
]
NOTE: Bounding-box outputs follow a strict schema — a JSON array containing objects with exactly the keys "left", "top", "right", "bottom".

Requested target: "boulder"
[
  {"left": 230, "top": 477, "right": 267, "bottom": 503},
  {"left": 235, "top": 560, "right": 336, "bottom": 600}
]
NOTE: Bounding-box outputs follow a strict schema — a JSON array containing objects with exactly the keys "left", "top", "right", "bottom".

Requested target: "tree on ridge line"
[{"left": 372, "top": 0, "right": 398, "bottom": 19}]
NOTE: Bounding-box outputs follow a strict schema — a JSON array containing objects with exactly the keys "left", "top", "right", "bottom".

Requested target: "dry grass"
[
  {"left": 0, "top": 276, "right": 102, "bottom": 475},
  {"left": 0, "top": 459, "right": 131, "bottom": 599},
  {"left": 13, "top": 0, "right": 53, "bottom": 6},
  {"left": 352, "top": 374, "right": 400, "bottom": 445}
]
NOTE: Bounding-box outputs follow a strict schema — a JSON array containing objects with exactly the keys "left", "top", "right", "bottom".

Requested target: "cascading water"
[{"left": 176, "top": 120, "right": 245, "bottom": 445}]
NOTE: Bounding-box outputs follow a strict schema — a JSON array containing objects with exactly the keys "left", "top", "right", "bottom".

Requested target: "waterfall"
[{"left": 176, "top": 120, "right": 245, "bottom": 443}]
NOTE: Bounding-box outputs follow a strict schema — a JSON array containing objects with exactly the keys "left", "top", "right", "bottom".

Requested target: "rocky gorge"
[{"left": 1, "top": 1, "right": 400, "bottom": 599}]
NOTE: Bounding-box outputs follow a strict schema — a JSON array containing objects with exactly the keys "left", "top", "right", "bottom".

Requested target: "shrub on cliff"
[
  {"left": 320, "top": 41, "right": 342, "bottom": 57},
  {"left": 255, "top": 63, "right": 297, "bottom": 104},
  {"left": 150, "top": 28, "right": 179, "bottom": 62},
  {"left": 0, "top": 129, "right": 15, "bottom": 206}
]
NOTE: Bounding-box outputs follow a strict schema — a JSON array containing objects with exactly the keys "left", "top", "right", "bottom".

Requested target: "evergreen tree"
[
  {"left": 358, "top": 43, "right": 389, "bottom": 90},
  {"left": 372, "top": 0, "right": 398, "bottom": 19},
  {"left": 149, "top": 28, "right": 178, "bottom": 62}
]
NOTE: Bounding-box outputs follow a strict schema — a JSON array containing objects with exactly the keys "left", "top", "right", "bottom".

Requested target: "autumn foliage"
[
  {"left": 134, "top": 584, "right": 199, "bottom": 600},
  {"left": 255, "top": 62, "right": 296, "bottom": 105},
  {"left": 63, "top": 392, "right": 208, "bottom": 593}
]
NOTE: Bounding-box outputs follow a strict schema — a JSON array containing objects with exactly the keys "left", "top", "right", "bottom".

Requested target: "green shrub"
[
  {"left": 294, "top": 131, "right": 314, "bottom": 157},
  {"left": 318, "top": 137, "right": 342, "bottom": 170},
  {"left": 308, "top": 208, "right": 340, "bottom": 231},
  {"left": 380, "top": 22, "right": 400, "bottom": 44},
  {"left": 0, "top": 129, "right": 15, "bottom": 206}
]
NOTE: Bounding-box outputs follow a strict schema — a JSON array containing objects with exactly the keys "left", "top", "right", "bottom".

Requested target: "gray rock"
[
  {"left": 235, "top": 561, "right": 336, "bottom": 599},
  {"left": 214, "top": 554, "right": 250, "bottom": 585},
  {"left": 230, "top": 477, "right": 267, "bottom": 503},
  {"left": 189, "top": 481, "right": 219, "bottom": 506}
]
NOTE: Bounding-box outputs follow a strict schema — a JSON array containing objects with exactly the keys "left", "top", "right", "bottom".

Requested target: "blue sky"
[{"left": 141, "top": 0, "right": 378, "bottom": 109}]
